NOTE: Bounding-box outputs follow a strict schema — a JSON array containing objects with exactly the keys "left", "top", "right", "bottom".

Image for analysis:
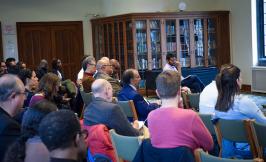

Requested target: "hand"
[
  {"left": 132, "top": 120, "right": 139, "bottom": 129},
  {"left": 174, "top": 61, "right": 181, "bottom": 69},
  {"left": 181, "top": 86, "right": 191, "bottom": 94}
]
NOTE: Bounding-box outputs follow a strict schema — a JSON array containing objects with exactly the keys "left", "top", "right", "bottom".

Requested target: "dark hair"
[
  {"left": 5, "top": 57, "right": 16, "bottom": 67},
  {"left": 215, "top": 64, "right": 241, "bottom": 112},
  {"left": 51, "top": 58, "right": 61, "bottom": 70},
  {"left": 122, "top": 69, "right": 135, "bottom": 85},
  {"left": 3, "top": 100, "right": 57, "bottom": 162},
  {"left": 18, "top": 68, "right": 33, "bottom": 85},
  {"left": 39, "top": 109, "right": 81, "bottom": 151},
  {"left": 166, "top": 53, "right": 176, "bottom": 61},
  {"left": 36, "top": 73, "right": 60, "bottom": 101},
  {"left": 156, "top": 70, "right": 180, "bottom": 99}
]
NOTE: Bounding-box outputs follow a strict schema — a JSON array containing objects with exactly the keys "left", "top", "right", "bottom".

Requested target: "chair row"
[{"left": 199, "top": 114, "right": 266, "bottom": 160}]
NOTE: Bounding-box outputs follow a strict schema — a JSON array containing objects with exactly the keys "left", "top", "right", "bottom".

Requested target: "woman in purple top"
[{"left": 29, "top": 73, "right": 60, "bottom": 107}]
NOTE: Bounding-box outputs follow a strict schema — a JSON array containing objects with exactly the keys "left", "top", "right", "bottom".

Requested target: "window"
[{"left": 257, "top": 0, "right": 266, "bottom": 65}]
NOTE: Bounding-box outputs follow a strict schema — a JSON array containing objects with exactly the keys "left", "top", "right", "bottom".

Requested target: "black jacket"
[
  {"left": 84, "top": 97, "right": 139, "bottom": 136},
  {"left": 0, "top": 107, "right": 20, "bottom": 162}
]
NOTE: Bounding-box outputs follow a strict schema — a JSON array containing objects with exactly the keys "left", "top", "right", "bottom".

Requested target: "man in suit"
[
  {"left": 94, "top": 59, "right": 121, "bottom": 96},
  {"left": 84, "top": 79, "right": 139, "bottom": 136},
  {"left": 0, "top": 74, "right": 24, "bottom": 161},
  {"left": 118, "top": 69, "right": 159, "bottom": 121}
]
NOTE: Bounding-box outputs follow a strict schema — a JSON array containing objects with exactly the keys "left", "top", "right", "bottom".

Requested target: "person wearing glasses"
[
  {"left": 81, "top": 56, "right": 96, "bottom": 93},
  {"left": 94, "top": 58, "right": 121, "bottom": 96},
  {"left": 0, "top": 74, "right": 25, "bottom": 161},
  {"left": 4, "top": 100, "right": 57, "bottom": 162},
  {"left": 39, "top": 110, "right": 87, "bottom": 162}
]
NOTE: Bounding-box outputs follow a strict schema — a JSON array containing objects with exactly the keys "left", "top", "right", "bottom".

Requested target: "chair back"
[
  {"left": 194, "top": 149, "right": 263, "bottom": 162},
  {"left": 117, "top": 100, "right": 138, "bottom": 121},
  {"left": 214, "top": 119, "right": 257, "bottom": 157},
  {"left": 109, "top": 129, "right": 140, "bottom": 161},
  {"left": 80, "top": 91, "right": 93, "bottom": 106},
  {"left": 199, "top": 114, "right": 216, "bottom": 135},
  {"left": 250, "top": 121, "right": 266, "bottom": 158},
  {"left": 189, "top": 93, "right": 200, "bottom": 111}
]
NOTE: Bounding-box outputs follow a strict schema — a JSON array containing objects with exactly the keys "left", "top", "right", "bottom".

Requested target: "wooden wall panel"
[{"left": 17, "top": 21, "right": 84, "bottom": 81}]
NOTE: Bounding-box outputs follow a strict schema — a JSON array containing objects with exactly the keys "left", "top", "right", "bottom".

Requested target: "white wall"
[
  {"left": 0, "top": 0, "right": 254, "bottom": 85},
  {"left": 0, "top": 0, "right": 103, "bottom": 59}
]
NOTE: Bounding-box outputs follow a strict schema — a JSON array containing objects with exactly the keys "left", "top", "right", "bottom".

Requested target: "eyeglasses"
[
  {"left": 103, "top": 64, "right": 112, "bottom": 67},
  {"left": 79, "top": 129, "right": 88, "bottom": 139}
]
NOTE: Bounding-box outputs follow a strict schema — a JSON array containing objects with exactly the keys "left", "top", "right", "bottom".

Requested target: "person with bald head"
[
  {"left": 0, "top": 74, "right": 25, "bottom": 161},
  {"left": 94, "top": 59, "right": 121, "bottom": 96},
  {"left": 84, "top": 79, "right": 139, "bottom": 136}
]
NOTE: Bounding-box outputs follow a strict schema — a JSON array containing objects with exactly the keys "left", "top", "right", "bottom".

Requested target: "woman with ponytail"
[{"left": 4, "top": 100, "right": 57, "bottom": 162}]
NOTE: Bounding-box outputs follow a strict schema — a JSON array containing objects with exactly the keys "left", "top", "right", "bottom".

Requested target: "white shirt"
[
  {"left": 163, "top": 63, "right": 184, "bottom": 80},
  {"left": 199, "top": 80, "right": 217, "bottom": 114},
  {"left": 77, "top": 68, "right": 84, "bottom": 80}
]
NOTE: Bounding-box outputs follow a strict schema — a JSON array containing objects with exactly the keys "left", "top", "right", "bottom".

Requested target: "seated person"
[
  {"left": 163, "top": 53, "right": 205, "bottom": 93},
  {"left": 199, "top": 80, "right": 217, "bottom": 114},
  {"left": 213, "top": 64, "right": 266, "bottom": 158},
  {"left": 81, "top": 56, "right": 96, "bottom": 92},
  {"left": 18, "top": 68, "right": 39, "bottom": 107},
  {"left": 94, "top": 58, "right": 121, "bottom": 96},
  {"left": 148, "top": 70, "right": 213, "bottom": 152},
  {"left": 84, "top": 79, "right": 140, "bottom": 136},
  {"left": 39, "top": 110, "right": 87, "bottom": 162},
  {"left": 118, "top": 69, "right": 159, "bottom": 121}
]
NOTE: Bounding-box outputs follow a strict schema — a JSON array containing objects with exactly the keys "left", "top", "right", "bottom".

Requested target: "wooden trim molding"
[{"left": 241, "top": 84, "right": 251, "bottom": 93}]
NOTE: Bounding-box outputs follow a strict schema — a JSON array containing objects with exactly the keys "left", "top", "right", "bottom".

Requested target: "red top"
[{"left": 148, "top": 107, "right": 213, "bottom": 151}]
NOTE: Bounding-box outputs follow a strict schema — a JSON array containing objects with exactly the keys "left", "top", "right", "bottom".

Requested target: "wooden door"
[
  {"left": 17, "top": 21, "right": 84, "bottom": 81},
  {"left": 0, "top": 22, "right": 3, "bottom": 61}
]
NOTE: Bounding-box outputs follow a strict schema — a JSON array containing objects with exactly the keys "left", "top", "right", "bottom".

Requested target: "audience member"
[
  {"left": 199, "top": 80, "right": 217, "bottom": 114},
  {"left": 36, "top": 59, "right": 49, "bottom": 80},
  {"left": 163, "top": 53, "right": 205, "bottom": 93},
  {"left": 94, "top": 59, "right": 121, "bottom": 96},
  {"left": 51, "top": 58, "right": 64, "bottom": 81},
  {"left": 39, "top": 110, "right": 87, "bottom": 162},
  {"left": 17, "top": 61, "right": 27, "bottom": 71},
  {"left": 118, "top": 69, "right": 159, "bottom": 121},
  {"left": 3, "top": 100, "right": 57, "bottom": 162},
  {"left": 81, "top": 56, "right": 96, "bottom": 92},
  {"left": 18, "top": 69, "right": 39, "bottom": 107},
  {"left": 77, "top": 55, "right": 89, "bottom": 81},
  {"left": 0, "top": 74, "right": 25, "bottom": 161},
  {"left": 5, "top": 57, "right": 19, "bottom": 75},
  {"left": 214, "top": 64, "right": 266, "bottom": 158},
  {"left": 148, "top": 70, "right": 213, "bottom": 151},
  {"left": 84, "top": 79, "right": 140, "bottom": 136},
  {"left": 110, "top": 59, "right": 121, "bottom": 80},
  {"left": 29, "top": 73, "right": 60, "bottom": 107},
  {"left": 0, "top": 61, "right": 7, "bottom": 77}
]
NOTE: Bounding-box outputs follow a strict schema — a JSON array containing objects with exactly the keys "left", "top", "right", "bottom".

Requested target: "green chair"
[
  {"left": 250, "top": 121, "right": 266, "bottom": 159},
  {"left": 199, "top": 114, "right": 216, "bottom": 135},
  {"left": 109, "top": 129, "right": 141, "bottom": 162},
  {"left": 117, "top": 100, "right": 138, "bottom": 121},
  {"left": 214, "top": 119, "right": 257, "bottom": 158},
  {"left": 188, "top": 93, "right": 200, "bottom": 111},
  {"left": 80, "top": 91, "right": 93, "bottom": 107},
  {"left": 194, "top": 149, "right": 263, "bottom": 162}
]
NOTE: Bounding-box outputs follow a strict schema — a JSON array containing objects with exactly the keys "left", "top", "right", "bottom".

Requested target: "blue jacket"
[{"left": 117, "top": 85, "right": 159, "bottom": 121}]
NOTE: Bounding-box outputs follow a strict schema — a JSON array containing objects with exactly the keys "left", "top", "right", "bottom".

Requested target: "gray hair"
[
  {"left": 0, "top": 74, "right": 23, "bottom": 102},
  {"left": 91, "top": 79, "right": 110, "bottom": 95},
  {"left": 82, "top": 56, "right": 95, "bottom": 71}
]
